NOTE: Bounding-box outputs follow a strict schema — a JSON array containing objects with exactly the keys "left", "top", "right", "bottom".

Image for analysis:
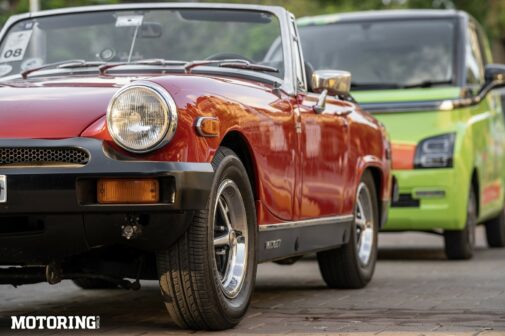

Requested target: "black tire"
[
  {"left": 316, "top": 171, "right": 379, "bottom": 289},
  {"left": 72, "top": 278, "right": 118, "bottom": 290},
  {"left": 156, "top": 147, "right": 257, "bottom": 330},
  {"left": 444, "top": 186, "right": 477, "bottom": 260},
  {"left": 484, "top": 208, "right": 505, "bottom": 247}
]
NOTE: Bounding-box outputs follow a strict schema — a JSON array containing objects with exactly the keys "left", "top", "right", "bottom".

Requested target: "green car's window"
[
  {"left": 299, "top": 19, "right": 456, "bottom": 89},
  {"left": 0, "top": 9, "right": 284, "bottom": 78},
  {"left": 466, "top": 24, "right": 485, "bottom": 86}
]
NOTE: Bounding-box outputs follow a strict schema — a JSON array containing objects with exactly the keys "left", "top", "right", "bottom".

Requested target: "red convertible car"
[{"left": 0, "top": 3, "right": 391, "bottom": 330}]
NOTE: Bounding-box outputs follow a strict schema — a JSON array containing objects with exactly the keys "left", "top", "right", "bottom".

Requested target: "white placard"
[
  {"left": 116, "top": 15, "right": 144, "bottom": 27},
  {"left": 0, "top": 30, "right": 33, "bottom": 63}
]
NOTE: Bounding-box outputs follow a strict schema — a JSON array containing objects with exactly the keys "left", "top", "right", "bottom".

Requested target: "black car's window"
[
  {"left": 299, "top": 19, "right": 456, "bottom": 88},
  {"left": 466, "top": 23, "right": 485, "bottom": 85},
  {"left": 0, "top": 9, "right": 284, "bottom": 78}
]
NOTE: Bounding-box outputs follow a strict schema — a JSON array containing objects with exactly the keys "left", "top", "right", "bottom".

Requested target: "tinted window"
[{"left": 299, "top": 19, "right": 455, "bottom": 88}]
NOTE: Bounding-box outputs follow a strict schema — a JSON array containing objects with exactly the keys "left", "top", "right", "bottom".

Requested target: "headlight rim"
[{"left": 106, "top": 81, "right": 178, "bottom": 154}]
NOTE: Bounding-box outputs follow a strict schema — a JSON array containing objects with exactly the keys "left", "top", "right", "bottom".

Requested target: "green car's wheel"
[
  {"left": 317, "top": 171, "right": 378, "bottom": 289},
  {"left": 444, "top": 186, "right": 477, "bottom": 260},
  {"left": 156, "top": 147, "right": 257, "bottom": 330},
  {"left": 484, "top": 208, "right": 505, "bottom": 247}
]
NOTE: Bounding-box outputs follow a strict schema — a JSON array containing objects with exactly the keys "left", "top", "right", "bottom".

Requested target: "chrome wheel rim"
[
  {"left": 355, "top": 182, "right": 374, "bottom": 266},
  {"left": 213, "top": 179, "right": 248, "bottom": 299}
]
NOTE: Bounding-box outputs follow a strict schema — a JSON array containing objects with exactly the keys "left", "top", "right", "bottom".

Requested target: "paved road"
[{"left": 0, "top": 227, "right": 504, "bottom": 336}]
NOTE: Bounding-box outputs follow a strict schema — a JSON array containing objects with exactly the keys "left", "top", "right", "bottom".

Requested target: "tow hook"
[{"left": 122, "top": 215, "right": 143, "bottom": 240}]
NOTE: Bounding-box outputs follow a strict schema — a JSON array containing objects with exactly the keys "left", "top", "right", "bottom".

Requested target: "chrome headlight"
[
  {"left": 107, "top": 82, "right": 177, "bottom": 153},
  {"left": 414, "top": 133, "right": 455, "bottom": 168}
]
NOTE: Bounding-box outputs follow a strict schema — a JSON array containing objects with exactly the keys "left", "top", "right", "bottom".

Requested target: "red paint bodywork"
[{"left": 0, "top": 73, "right": 391, "bottom": 226}]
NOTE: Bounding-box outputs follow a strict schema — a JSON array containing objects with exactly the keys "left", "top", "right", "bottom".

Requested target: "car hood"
[
  {"left": 0, "top": 77, "right": 133, "bottom": 139},
  {"left": 352, "top": 87, "right": 464, "bottom": 170},
  {"left": 352, "top": 87, "right": 462, "bottom": 104},
  {"left": 352, "top": 87, "right": 464, "bottom": 142}
]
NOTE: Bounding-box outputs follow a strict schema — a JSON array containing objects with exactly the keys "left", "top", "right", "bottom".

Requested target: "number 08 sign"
[{"left": 0, "top": 30, "right": 33, "bottom": 63}]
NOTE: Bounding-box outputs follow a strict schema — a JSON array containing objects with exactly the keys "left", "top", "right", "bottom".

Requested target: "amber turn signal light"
[
  {"left": 97, "top": 179, "right": 159, "bottom": 204},
  {"left": 196, "top": 117, "right": 220, "bottom": 137}
]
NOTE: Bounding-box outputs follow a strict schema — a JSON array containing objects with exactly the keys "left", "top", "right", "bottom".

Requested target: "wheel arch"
[
  {"left": 363, "top": 166, "right": 385, "bottom": 228},
  {"left": 219, "top": 131, "right": 259, "bottom": 201}
]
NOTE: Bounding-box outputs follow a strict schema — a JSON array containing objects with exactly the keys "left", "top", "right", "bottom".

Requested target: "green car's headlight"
[
  {"left": 107, "top": 82, "right": 177, "bottom": 153},
  {"left": 414, "top": 133, "right": 455, "bottom": 169}
]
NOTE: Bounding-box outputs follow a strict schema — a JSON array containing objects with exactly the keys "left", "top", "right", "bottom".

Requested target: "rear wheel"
[
  {"left": 317, "top": 171, "right": 379, "bottom": 289},
  {"left": 444, "top": 186, "right": 477, "bottom": 260},
  {"left": 484, "top": 208, "right": 505, "bottom": 247},
  {"left": 156, "top": 147, "right": 257, "bottom": 330}
]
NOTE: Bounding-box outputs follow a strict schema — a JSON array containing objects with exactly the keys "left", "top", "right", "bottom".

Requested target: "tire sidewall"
[
  {"left": 350, "top": 172, "right": 379, "bottom": 281},
  {"left": 207, "top": 149, "right": 257, "bottom": 322}
]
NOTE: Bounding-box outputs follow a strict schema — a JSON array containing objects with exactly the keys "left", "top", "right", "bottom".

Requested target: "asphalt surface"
[{"left": 0, "top": 226, "right": 504, "bottom": 336}]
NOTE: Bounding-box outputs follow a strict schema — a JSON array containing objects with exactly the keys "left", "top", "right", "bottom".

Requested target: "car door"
[
  {"left": 297, "top": 94, "right": 352, "bottom": 219},
  {"left": 288, "top": 17, "right": 352, "bottom": 220},
  {"left": 466, "top": 21, "right": 504, "bottom": 213},
  {"left": 475, "top": 22, "right": 505, "bottom": 212}
]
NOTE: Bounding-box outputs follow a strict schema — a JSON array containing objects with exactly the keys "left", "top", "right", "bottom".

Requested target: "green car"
[{"left": 298, "top": 10, "right": 505, "bottom": 259}]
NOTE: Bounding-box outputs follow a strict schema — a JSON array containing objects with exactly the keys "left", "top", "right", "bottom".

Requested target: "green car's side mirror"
[{"left": 484, "top": 64, "right": 505, "bottom": 89}]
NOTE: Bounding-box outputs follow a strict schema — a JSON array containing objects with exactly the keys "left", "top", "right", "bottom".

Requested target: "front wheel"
[
  {"left": 444, "top": 186, "right": 477, "bottom": 260},
  {"left": 484, "top": 208, "right": 505, "bottom": 248},
  {"left": 317, "top": 171, "right": 379, "bottom": 289},
  {"left": 156, "top": 147, "right": 257, "bottom": 330}
]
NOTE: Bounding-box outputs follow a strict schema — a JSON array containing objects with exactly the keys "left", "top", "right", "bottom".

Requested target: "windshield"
[
  {"left": 0, "top": 8, "right": 284, "bottom": 78},
  {"left": 299, "top": 19, "right": 456, "bottom": 89}
]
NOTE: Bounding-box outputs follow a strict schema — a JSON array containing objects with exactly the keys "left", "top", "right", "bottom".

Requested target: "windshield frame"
[
  {"left": 0, "top": 3, "right": 298, "bottom": 95},
  {"left": 298, "top": 14, "right": 466, "bottom": 90}
]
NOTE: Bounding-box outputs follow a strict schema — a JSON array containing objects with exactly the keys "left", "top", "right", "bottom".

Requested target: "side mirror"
[
  {"left": 312, "top": 70, "right": 351, "bottom": 96},
  {"left": 485, "top": 64, "right": 505, "bottom": 84},
  {"left": 312, "top": 70, "right": 351, "bottom": 113}
]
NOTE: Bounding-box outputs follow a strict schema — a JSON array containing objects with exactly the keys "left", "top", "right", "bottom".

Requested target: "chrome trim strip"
[{"left": 259, "top": 214, "right": 354, "bottom": 232}]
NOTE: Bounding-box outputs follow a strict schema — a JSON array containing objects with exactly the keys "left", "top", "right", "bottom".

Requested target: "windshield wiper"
[
  {"left": 219, "top": 61, "right": 278, "bottom": 73},
  {"left": 402, "top": 80, "right": 453, "bottom": 89},
  {"left": 21, "top": 60, "right": 105, "bottom": 79},
  {"left": 184, "top": 59, "right": 278, "bottom": 74},
  {"left": 98, "top": 59, "right": 187, "bottom": 75}
]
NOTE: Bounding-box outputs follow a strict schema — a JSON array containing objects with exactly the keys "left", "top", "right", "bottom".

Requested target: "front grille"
[{"left": 0, "top": 147, "right": 90, "bottom": 167}]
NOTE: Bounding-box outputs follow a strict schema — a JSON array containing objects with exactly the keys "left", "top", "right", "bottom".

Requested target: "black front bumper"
[{"left": 0, "top": 138, "right": 214, "bottom": 264}]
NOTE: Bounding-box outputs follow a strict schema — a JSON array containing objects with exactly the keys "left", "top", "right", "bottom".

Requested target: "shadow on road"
[
  {"left": 378, "top": 246, "right": 489, "bottom": 261},
  {"left": 378, "top": 247, "right": 447, "bottom": 260}
]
